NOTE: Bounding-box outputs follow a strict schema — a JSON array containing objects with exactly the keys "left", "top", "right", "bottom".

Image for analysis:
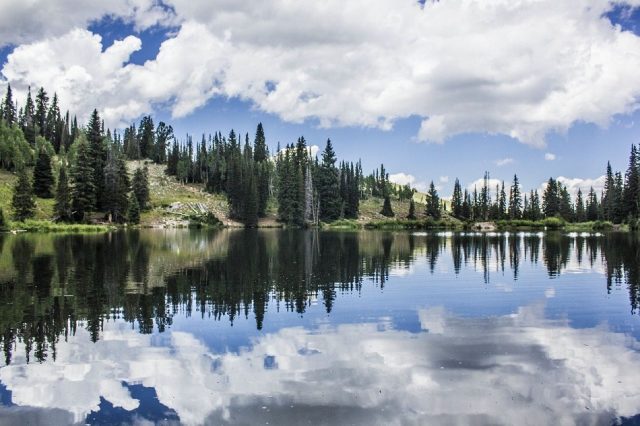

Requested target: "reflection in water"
[
  {"left": 0, "top": 230, "right": 638, "bottom": 365},
  {"left": 0, "top": 229, "right": 639, "bottom": 424},
  {"left": 1, "top": 303, "right": 640, "bottom": 425}
]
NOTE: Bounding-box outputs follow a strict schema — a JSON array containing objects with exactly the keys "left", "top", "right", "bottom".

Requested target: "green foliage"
[
  {"left": 542, "top": 217, "right": 566, "bottom": 230},
  {"left": 132, "top": 166, "right": 150, "bottom": 211},
  {"left": 33, "top": 148, "right": 54, "bottom": 198},
  {"left": 407, "top": 199, "right": 416, "bottom": 220},
  {"left": 0, "top": 207, "right": 7, "bottom": 231},
  {"left": 0, "top": 121, "right": 34, "bottom": 171},
  {"left": 11, "top": 167, "right": 35, "bottom": 221},
  {"left": 317, "top": 139, "right": 341, "bottom": 221},
  {"left": 380, "top": 195, "right": 394, "bottom": 217},
  {"left": 103, "top": 148, "right": 130, "bottom": 222},
  {"left": 54, "top": 165, "right": 72, "bottom": 221},
  {"left": 425, "top": 182, "right": 440, "bottom": 219},
  {"left": 127, "top": 193, "right": 140, "bottom": 224},
  {"left": 70, "top": 134, "right": 96, "bottom": 221}
]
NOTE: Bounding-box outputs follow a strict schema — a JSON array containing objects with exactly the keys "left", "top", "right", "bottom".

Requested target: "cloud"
[
  {"left": 495, "top": 158, "right": 514, "bottom": 166},
  {"left": 3, "top": 0, "right": 640, "bottom": 144},
  {"left": 467, "top": 177, "right": 503, "bottom": 192},
  {"left": 2, "top": 303, "right": 640, "bottom": 424},
  {"left": 0, "top": 0, "right": 174, "bottom": 46},
  {"left": 545, "top": 153, "right": 557, "bottom": 161},
  {"left": 389, "top": 172, "right": 428, "bottom": 192},
  {"left": 439, "top": 176, "right": 449, "bottom": 183}
]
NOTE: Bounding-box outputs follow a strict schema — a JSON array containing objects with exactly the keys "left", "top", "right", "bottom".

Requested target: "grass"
[{"left": 10, "top": 220, "right": 112, "bottom": 233}]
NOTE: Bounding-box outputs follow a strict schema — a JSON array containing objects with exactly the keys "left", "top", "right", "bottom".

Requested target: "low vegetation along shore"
[{"left": 1, "top": 85, "right": 639, "bottom": 234}]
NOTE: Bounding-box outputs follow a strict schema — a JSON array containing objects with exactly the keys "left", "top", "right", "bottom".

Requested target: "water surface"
[{"left": 0, "top": 229, "right": 639, "bottom": 425}]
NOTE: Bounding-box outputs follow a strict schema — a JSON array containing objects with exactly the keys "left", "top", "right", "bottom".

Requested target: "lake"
[{"left": 0, "top": 229, "right": 639, "bottom": 425}]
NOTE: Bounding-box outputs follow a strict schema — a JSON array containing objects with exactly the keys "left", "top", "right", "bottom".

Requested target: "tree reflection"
[{"left": 0, "top": 230, "right": 638, "bottom": 364}]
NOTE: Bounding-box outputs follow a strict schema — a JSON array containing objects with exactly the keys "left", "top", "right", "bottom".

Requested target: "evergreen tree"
[
  {"left": 407, "top": 198, "right": 416, "bottom": 220},
  {"left": 132, "top": 166, "right": 150, "bottom": 211},
  {"left": 153, "top": 121, "right": 173, "bottom": 164},
  {"left": 558, "top": 185, "right": 574, "bottom": 221},
  {"left": 71, "top": 135, "right": 96, "bottom": 221},
  {"left": 54, "top": 164, "right": 72, "bottom": 221},
  {"left": 586, "top": 187, "right": 599, "bottom": 221},
  {"left": 452, "top": 178, "right": 463, "bottom": 218},
  {"left": 35, "top": 87, "right": 49, "bottom": 137},
  {"left": 425, "top": 181, "right": 441, "bottom": 219},
  {"left": 103, "top": 148, "right": 130, "bottom": 222},
  {"left": 317, "top": 139, "right": 341, "bottom": 221},
  {"left": 602, "top": 162, "right": 615, "bottom": 221},
  {"left": 508, "top": 174, "right": 522, "bottom": 219},
  {"left": 21, "top": 86, "right": 36, "bottom": 145},
  {"left": 575, "top": 189, "right": 585, "bottom": 222},
  {"left": 46, "top": 93, "right": 61, "bottom": 151},
  {"left": 33, "top": 148, "right": 54, "bottom": 198},
  {"left": 498, "top": 181, "right": 507, "bottom": 219},
  {"left": 87, "top": 109, "right": 106, "bottom": 209},
  {"left": 12, "top": 167, "right": 35, "bottom": 221},
  {"left": 127, "top": 193, "right": 140, "bottom": 224},
  {"left": 624, "top": 144, "right": 640, "bottom": 220},
  {"left": 253, "top": 123, "right": 270, "bottom": 217},
  {"left": 542, "top": 178, "right": 559, "bottom": 217},
  {"left": 380, "top": 194, "right": 394, "bottom": 217},
  {"left": 530, "top": 190, "right": 542, "bottom": 221},
  {"left": 2, "top": 84, "right": 16, "bottom": 125},
  {"left": 137, "top": 115, "right": 155, "bottom": 159}
]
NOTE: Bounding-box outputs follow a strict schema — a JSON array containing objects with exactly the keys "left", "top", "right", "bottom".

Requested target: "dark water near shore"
[{"left": 0, "top": 229, "right": 639, "bottom": 425}]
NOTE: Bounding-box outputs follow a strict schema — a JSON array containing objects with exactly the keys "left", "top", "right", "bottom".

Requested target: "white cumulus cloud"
[
  {"left": 389, "top": 172, "right": 428, "bottom": 192},
  {"left": 496, "top": 158, "right": 514, "bottom": 166},
  {"left": 545, "top": 152, "right": 557, "bottom": 161},
  {"left": 2, "top": 0, "right": 640, "bottom": 144}
]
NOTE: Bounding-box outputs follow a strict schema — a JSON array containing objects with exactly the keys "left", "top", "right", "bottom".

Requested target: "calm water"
[{"left": 0, "top": 229, "right": 639, "bottom": 425}]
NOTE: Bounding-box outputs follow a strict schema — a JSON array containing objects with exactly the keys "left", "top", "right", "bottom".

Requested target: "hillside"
[{"left": 0, "top": 161, "right": 435, "bottom": 228}]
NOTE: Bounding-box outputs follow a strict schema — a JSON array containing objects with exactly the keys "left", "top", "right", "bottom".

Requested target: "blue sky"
[{"left": 1, "top": 0, "right": 639, "bottom": 196}]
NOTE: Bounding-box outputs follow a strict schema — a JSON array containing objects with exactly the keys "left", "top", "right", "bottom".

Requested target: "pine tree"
[
  {"left": 586, "top": 187, "right": 599, "bottom": 221},
  {"left": 380, "top": 194, "right": 394, "bottom": 217},
  {"left": 542, "top": 178, "right": 559, "bottom": 217},
  {"left": 35, "top": 87, "right": 49, "bottom": 137},
  {"left": 602, "top": 162, "right": 615, "bottom": 221},
  {"left": 54, "top": 164, "right": 72, "bottom": 221},
  {"left": 87, "top": 109, "right": 106, "bottom": 209},
  {"left": 71, "top": 135, "right": 96, "bottom": 221},
  {"left": 103, "top": 148, "right": 130, "bottom": 222},
  {"left": 624, "top": 144, "right": 640, "bottom": 220},
  {"left": 253, "top": 123, "right": 270, "bottom": 216},
  {"left": 498, "top": 181, "right": 507, "bottom": 219},
  {"left": 21, "top": 86, "right": 36, "bottom": 145},
  {"left": 575, "top": 189, "right": 585, "bottom": 222},
  {"left": 127, "top": 193, "right": 140, "bottom": 224},
  {"left": 138, "top": 115, "right": 155, "bottom": 159},
  {"left": 317, "top": 139, "right": 341, "bottom": 221},
  {"left": 407, "top": 198, "right": 416, "bottom": 220},
  {"left": 425, "top": 181, "right": 441, "bottom": 219},
  {"left": 33, "top": 148, "right": 54, "bottom": 198},
  {"left": 452, "top": 178, "right": 463, "bottom": 218},
  {"left": 12, "top": 167, "right": 35, "bottom": 221},
  {"left": 132, "top": 167, "right": 150, "bottom": 211},
  {"left": 153, "top": 121, "right": 173, "bottom": 164},
  {"left": 508, "top": 174, "right": 522, "bottom": 219},
  {"left": 2, "top": 84, "right": 16, "bottom": 125}
]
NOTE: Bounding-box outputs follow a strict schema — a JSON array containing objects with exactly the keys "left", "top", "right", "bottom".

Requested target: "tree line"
[
  {"left": 0, "top": 85, "right": 150, "bottom": 224},
  {"left": 2, "top": 83, "right": 640, "bottom": 226}
]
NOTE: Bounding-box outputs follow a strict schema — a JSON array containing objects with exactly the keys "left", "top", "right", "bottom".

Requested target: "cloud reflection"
[{"left": 1, "top": 303, "right": 640, "bottom": 425}]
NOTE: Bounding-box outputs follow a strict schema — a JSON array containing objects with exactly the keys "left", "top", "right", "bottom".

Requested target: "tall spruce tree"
[
  {"left": 127, "top": 193, "right": 140, "bottom": 224},
  {"left": 253, "top": 123, "right": 270, "bottom": 217},
  {"left": 575, "top": 189, "right": 585, "bottom": 222},
  {"left": 71, "top": 135, "right": 96, "bottom": 221},
  {"left": 132, "top": 166, "right": 150, "bottom": 211},
  {"left": 87, "top": 109, "right": 106, "bottom": 209},
  {"left": 425, "top": 181, "right": 441, "bottom": 219},
  {"left": 624, "top": 144, "right": 640, "bottom": 219},
  {"left": 2, "top": 84, "right": 16, "bottom": 125},
  {"left": 103, "top": 148, "right": 130, "bottom": 222},
  {"left": 33, "top": 148, "right": 54, "bottom": 198},
  {"left": 54, "top": 164, "right": 72, "bottom": 221},
  {"left": 407, "top": 198, "right": 416, "bottom": 220},
  {"left": 317, "top": 139, "right": 341, "bottom": 221},
  {"left": 452, "top": 178, "right": 463, "bottom": 218},
  {"left": 508, "top": 174, "right": 522, "bottom": 219},
  {"left": 542, "top": 178, "right": 559, "bottom": 217},
  {"left": 34, "top": 87, "right": 49, "bottom": 137},
  {"left": 12, "top": 167, "right": 35, "bottom": 221}
]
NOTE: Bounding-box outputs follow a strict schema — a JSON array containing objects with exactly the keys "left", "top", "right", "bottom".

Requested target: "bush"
[
  {"left": 542, "top": 217, "right": 566, "bottom": 230},
  {"left": 592, "top": 220, "right": 614, "bottom": 231}
]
